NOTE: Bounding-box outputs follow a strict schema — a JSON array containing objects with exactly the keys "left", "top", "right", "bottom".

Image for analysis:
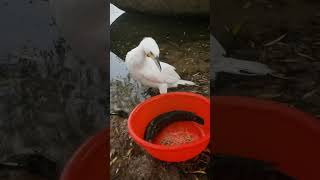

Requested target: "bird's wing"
[
  {"left": 125, "top": 48, "right": 139, "bottom": 71},
  {"left": 142, "top": 61, "right": 180, "bottom": 84},
  {"left": 160, "top": 62, "right": 181, "bottom": 82},
  {"left": 160, "top": 61, "right": 176, "bottom": 70},
  {"left": 211, "top": 35, "right": 226, "bottom": 57},
  {"left": 125, "top": 49, "right": 134, "bottom": 62}
]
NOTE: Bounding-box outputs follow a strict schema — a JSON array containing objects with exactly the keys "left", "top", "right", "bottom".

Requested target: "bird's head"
[{"left": 140, "top": 37, "right": 162, "bottom": 71}]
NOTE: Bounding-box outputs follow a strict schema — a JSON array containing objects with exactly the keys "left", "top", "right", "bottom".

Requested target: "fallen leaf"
[
  {"left": 269, "top": 72, "right": 291, "bottom": 80},
  {"left": 191, "top": 170, "right": 207, "bottom": 174},
  {"left": 203, "top": 148, "right": 210, "bottom": 153},
  {"left": 281, "top": 59, "right": 300, "bottom": 63},
  {"left": 232, "top": 23, "right": 243, "bottom": 36},
  {"left": 110, "top": 157, "right": 118, "bottom": 166},
  {"left": 302, "top": 89, "right": 318, "bottom": 100},
  {"left": 110, "top": 149, "right": 115, "bottom": 158},
  {"left": 126, "top": 148, "right": 133, "bottom": 157}
]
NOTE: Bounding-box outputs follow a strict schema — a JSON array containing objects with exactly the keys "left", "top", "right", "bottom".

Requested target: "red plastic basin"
[
  {"left": 128, "top": 92, "right": 210, "bottom": 162},
  {"left": 211, "top": 96, "right": 320, "bottom": 180},
  {"left": 60, "top": 128, "right": 109, "bottom": 180}
]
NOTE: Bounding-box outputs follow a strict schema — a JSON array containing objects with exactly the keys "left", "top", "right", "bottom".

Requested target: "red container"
[
  {"left": 212, "top": 96, "right": 320, "bottom": 180},
  {"left": 60, "top": 128, "right": 109, "bottom": 180},
  {"left": 128, "top": 92, "right": 210, "bottom": 162}
]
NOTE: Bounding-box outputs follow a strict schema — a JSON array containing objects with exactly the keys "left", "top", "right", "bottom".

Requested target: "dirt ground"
[
  {"left": 110, "top": 13, "right": 210, "bottom": 179},
  {"left": 110, "top": 116, "right": 211, "bottom": 180},
  {"left": 154, "top": 39, "right": 210, "bottom": 96},
  {"left": 110, "top": 40, "right": 210, "bottom": 179}
]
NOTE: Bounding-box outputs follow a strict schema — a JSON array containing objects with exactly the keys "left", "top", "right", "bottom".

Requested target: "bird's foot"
[{"left": 143, "top": 88, "right": 159, "bottom": 97}]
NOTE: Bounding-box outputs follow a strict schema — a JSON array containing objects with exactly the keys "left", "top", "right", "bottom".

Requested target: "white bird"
[
  {"left": 211, "top": 35, "right": 273, "bottom": 80},
  {"left": 125, "top": 37, "right": 195, "bottom": 94}
]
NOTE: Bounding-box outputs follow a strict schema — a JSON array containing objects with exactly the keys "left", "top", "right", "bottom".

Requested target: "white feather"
[{"left": 125, "top": 37, "right": 195, "bottom": 94}]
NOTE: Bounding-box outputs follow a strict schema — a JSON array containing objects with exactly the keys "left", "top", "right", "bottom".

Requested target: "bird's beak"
[{"left": 153, "top": 56, "right": 162, "bottom": 71}]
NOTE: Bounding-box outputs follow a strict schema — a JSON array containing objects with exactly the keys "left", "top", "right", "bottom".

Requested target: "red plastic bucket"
[
  {"left": 60, "top": 128, "right": 109, "bottom": 180},
  {"left": 211, "top": 96, "right": 320, "bottom": 180},
  {"left": 128, "top": 92, "right": 210, "bottom": 162}
]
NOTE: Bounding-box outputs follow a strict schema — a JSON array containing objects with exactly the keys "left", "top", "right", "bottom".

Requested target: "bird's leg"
[
  {"left": 159, "top": 84, "right": 168, "bottom": 94},
  {"left": 140, "top": 84, "right": 148, "bottom": 95},
  {"left": 142, "top": 87, "right": 157, "bottom": 96},
  {"left": 146, "top": 87, "right": 153, "bottom": 95},
  {"left": 137, "top": 82, "right": 143, "bottom": 90},
  {"left": 142, "top": 87, "right": 151, "bottom": 96},
  {"left": 137, "top": 82, "right": 149, "bottom": 96},
  {"left": 148, "top": 88, "right": 160, "bottom": 96}
]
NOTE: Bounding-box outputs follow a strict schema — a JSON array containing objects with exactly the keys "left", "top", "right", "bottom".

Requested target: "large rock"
[{"left": 111, "top": 0, "right": 209, "bottom": 16}]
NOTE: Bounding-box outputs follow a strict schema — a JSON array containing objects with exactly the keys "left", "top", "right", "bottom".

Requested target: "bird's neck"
[{"left": 133, "top": 45, "right": 146, "bottom": 67}]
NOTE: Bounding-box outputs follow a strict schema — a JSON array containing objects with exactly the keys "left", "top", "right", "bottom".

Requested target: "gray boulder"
[{"left": 111, "top": 0, "right": 209, "bottom": 16}]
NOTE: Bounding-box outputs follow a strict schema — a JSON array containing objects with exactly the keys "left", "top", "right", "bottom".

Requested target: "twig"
[
  {"left": 269, "top": 72, "right": 292, "bottom": 80},
  {"left": 297, "top": 52, "right": 315, "bottom": 61},
  {"left": 264, "top": 33, "right": 287, "bottom": 47}
]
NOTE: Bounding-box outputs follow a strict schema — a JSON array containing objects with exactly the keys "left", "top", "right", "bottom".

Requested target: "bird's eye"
[
  {"left": 149, "top": 52, "right": 155, "bottom": 58},
  {"left": 146, "top": 53, "right": 152, "bottom": 58}
]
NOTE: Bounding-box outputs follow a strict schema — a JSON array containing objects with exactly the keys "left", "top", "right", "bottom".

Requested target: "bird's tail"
[{"left": 176, "top": 80, "right": 196, "bottom": 86}]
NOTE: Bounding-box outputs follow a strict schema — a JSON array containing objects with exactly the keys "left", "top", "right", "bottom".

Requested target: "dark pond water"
[{"left": 0, "top": 0, "right": 107, "bottom": 177}]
